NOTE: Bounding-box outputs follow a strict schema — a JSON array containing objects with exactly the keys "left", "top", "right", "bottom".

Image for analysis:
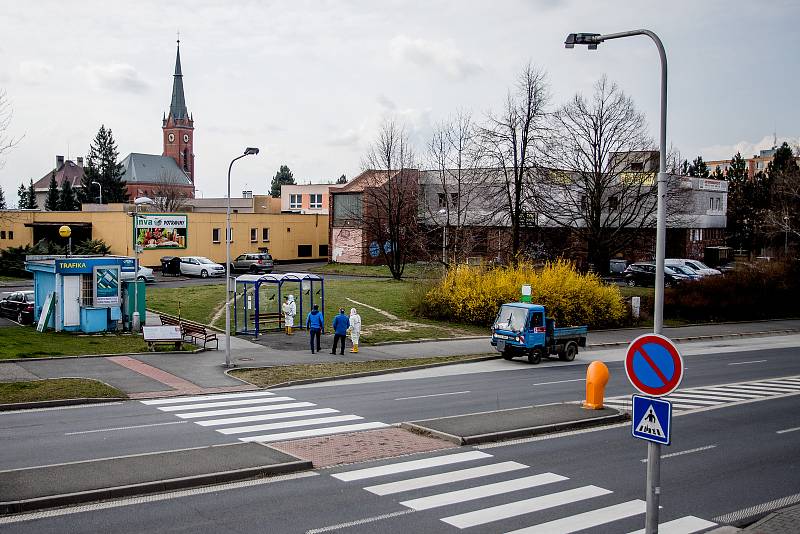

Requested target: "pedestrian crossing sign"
[{"left": 631, "top": 395, "right": 672, "bottom": 445}]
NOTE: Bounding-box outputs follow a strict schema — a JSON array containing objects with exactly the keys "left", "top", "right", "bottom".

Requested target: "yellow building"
[{"left": 0, "top": 203, "right": 329, "bottom": 267}]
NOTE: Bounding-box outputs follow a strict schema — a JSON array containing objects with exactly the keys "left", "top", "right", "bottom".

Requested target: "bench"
[
  {"left": 159, "top": 314, "right": 181, "bottom": 327},
  {"left": 142, "top": 325, "right": 184, "bottom": 352},
  {"left": 247, "top": 312, "right": 284, "bottom": 328},
  {"left": 180, "top": 320, "right": 219, "bottom": 350}
]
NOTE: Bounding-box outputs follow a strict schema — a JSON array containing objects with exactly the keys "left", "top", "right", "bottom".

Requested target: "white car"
[
  {"left": 137, "top": 266, "right": 156, "bottom": 283},
  {"left": 179, "top": 256, "right": 226, "bottom": 278},
  {"left": 665, "top": 259, "right": 721, "bottom": 277}
]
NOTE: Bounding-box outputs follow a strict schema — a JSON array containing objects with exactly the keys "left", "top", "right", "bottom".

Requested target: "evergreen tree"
[
  {"left": 79, "top": 125, "right": 128, "bottom": 204},
  {"left": 687, "top": 156, "right": 709, "bottom": 177},
  {"left": 58, "top": 180, "right": 79, "bottom": 211},
  {"left": 17, "top": 183, "right": 28, "bottom": 209},
  {"left": 45, "top": 173, "right": 60, "bottom": 210},
  {"left": 26, "top": 179, "right": 37, "bottom": 209},
  {"left": 767, "top": 142, "right": 799, "bottom": 179},
  {"left": 0, "top": 185, "right": 6, "bottom": 209},
  {"left": 726, "top": 152, "right": 771, "bottom": 252},
  {"left": 269, "top": 165, "right": 295, "bottom": 197},
  {"left": 336, "top": 174, "right": 347, "bottom": 184}
]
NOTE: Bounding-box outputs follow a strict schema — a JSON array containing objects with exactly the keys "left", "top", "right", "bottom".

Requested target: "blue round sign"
[
  {"left": 369, "top": 241, "right": 380, "bottom": 258},
  {"left": 625, "top": 333, "right": 683, "bottom": 396}
]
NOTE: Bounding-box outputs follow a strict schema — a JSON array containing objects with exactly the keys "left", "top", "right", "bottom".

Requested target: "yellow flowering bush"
[{"left": 419, "top": 260, "right": 626, "bottom": 328}]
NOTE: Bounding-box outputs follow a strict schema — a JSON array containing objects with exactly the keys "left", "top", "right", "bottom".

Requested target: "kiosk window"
[{"left": 81, "top": 275, "right": 93, "bottom": 306}]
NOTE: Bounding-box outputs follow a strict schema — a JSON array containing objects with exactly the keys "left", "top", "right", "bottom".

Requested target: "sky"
[{"left": 0, "top": 0, "right": 798, "bottom": 203}]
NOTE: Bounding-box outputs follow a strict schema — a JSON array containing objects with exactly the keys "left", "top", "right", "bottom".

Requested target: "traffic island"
[
  {"left": 401, "top": 403, "right": 628, "bottom": 445},
  {"left": 0, "top": 442, "right": 311, "bottom": 514}
]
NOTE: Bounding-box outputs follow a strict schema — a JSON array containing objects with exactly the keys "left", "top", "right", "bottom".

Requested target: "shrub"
[
  {"left": 665, "top": 261, "right": 800, "bottom": 321},
  {"left": 417, "top": 260, "right": 627, "bottom": 328}
]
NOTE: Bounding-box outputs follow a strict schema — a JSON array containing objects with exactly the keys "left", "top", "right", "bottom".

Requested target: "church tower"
[{"left": 162, "top": 40, "right": 195, "bottom": 184}]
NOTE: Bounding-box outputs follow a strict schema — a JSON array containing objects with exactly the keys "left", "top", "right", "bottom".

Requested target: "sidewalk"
[{"left": 1, "top": 319, "right": 799, "bottom": 399}]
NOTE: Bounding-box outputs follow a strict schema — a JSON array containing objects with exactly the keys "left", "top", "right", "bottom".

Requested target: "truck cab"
[{"left": 490, "top": 302, "right": 588, "bottom": 364}]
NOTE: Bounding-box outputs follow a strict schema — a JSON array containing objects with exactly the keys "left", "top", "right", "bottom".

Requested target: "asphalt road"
[{"left": 2, "top": 376, "right": 797, "bottom": 532}]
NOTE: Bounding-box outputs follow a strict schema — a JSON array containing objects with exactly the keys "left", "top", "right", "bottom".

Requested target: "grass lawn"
[
  {"left": 0, "top": 327, "right": 189, "bottom": 359},
  {"left": 618, "top": 286, "right": 654, "bottom": 299},
  {"left": 147, "top": 284, "right": 226, "bottom": 325},
  {"left": 231, "top": 355, "right": 492, "bottom": 388},
  {"left": 0, "top": 275, "right": 30, "bottom": 283},
  {"left": 311, "top": 262, "right": 445, "bottom": 279},
  {"left": 0, "top": 378, "right": 124, "bottom": 404}
]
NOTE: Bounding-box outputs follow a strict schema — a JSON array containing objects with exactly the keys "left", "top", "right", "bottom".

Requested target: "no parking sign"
[{"left": 625, "top": 334, "right": 684, "bottom": 397}]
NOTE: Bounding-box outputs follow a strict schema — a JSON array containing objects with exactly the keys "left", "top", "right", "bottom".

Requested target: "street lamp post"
[
  {"left": 132, "top": 196, "right": 153, "bottom": 332},
  {"left": 566, "top": 29, "right": 668, "bottom": 534},
  {"left": 225, "top": 148, "right": 260, "bottom": 368},
  {"left": 91, "top": 181, "right": 102, "bottom": 204}
]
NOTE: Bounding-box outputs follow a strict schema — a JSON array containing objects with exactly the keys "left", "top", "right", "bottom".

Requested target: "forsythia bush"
[{"left": 419, "top": 260, "right": 627, "bottom": 328}]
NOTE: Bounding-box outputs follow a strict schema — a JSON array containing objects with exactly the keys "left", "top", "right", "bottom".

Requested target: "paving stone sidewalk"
[{"left": 737, "top": 503, "right": 800, "bottom": 534}]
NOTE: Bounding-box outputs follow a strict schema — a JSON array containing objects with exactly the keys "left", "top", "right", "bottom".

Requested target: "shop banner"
[{"left": 134, "top": 214, "right": 187, "bottom": 249}]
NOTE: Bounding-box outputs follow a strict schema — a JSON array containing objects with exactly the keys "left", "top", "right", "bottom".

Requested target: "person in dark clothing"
[
  {"left": 331, "top": 308, "right": 350, "bottom": 355},
  {"left": 306, "top": 304, "right": 324, "bottom": 353}
]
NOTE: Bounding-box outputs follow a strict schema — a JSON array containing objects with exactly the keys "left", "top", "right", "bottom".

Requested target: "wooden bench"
[
  {"left": 159, "top": 314, "right": 181, "bottom": 327},
  {"left": 180, "top": 320, "right": 219, "bottom": 350},
  {"left": 247, "top": 312, "right": 283, "bottom": 328}
]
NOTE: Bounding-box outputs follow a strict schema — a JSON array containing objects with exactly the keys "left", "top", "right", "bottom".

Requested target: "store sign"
[
  {"left": 134, "top": 214, "right": 188, "bottom": 249},
  {"left": 699, "top": 179, "right": 725, "bottom": 192},
  {"left": 94, "top": 266, "right": 121, "bottom": 306},
  {"left": 55, "top": 260, "right": 91, "bottom": 273}
]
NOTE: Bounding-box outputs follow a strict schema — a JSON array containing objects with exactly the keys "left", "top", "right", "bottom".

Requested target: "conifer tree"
[
  {"left": 0, "top": 185, "right": 6, "bottom": 209},
  {"left": 45, "top": 173, "right": 60, "bottom": 210},
  {"left": 58, "top": 180, "right": 79, "bottom": 211},
  {"left": 79, "top": 125, "right": 129, "bottom": 204},
  {"left": 17, "top": 183, "right": 27, "bottom": 209},
  {"left": 26, "top": 179, "right": 37, "bottom": 209}
]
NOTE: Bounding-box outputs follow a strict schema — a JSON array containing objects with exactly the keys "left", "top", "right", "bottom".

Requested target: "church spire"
[{"left": 169, "top": 39, "right": 189, "bottom": 120}]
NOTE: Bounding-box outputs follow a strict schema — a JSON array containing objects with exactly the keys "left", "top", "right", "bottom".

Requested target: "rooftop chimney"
[
  {"left": 77, "top": 157, "right": 83, "bottom": 167},
  {"left": 56, "top": 155, "right": 65, "bottom": 169}
]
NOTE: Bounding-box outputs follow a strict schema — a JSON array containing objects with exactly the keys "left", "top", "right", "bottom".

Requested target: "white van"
[{"left": 665, "top": 259, "right": 721, "bottom": 277}]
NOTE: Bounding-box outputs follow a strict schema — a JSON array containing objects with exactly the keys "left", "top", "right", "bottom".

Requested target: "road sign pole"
[{"left": 646, "top": 442, "right": 660, "bottom": 534}]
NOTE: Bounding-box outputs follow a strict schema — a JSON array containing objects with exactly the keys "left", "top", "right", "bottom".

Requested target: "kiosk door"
[{"left": 63, "top": 276, "right": 81, "bottom": 327}]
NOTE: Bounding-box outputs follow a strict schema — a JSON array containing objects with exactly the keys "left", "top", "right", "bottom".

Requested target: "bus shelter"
[{"left": 234, "top": 272, "right": 324, "bottom": 337}]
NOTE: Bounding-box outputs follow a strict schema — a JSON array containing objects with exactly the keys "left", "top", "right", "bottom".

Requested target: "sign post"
[{"left": 625, "top": 333, "right": 683, "bottom": 534}]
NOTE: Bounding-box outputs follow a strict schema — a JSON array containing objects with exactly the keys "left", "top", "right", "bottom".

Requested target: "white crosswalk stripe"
[
  {"left": 141, "top": 390, "right": 388, "bottom": 443},
  {"left": 601, "top": 375, "right": 800, "bottom": 414},
  {"left": 331, "top": 450, "right": 717, "bottom": 533}
]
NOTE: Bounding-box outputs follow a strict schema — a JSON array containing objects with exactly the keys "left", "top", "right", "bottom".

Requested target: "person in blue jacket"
[
  {"left": 331, "top": 308, "right": 350, "bottom": 355},
  {"left": 306, "top": 304, "right": 324, "bottom": 353}
]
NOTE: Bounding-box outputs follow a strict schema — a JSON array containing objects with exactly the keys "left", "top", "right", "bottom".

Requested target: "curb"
[
  {"left": 0, "top": 459, "right": 312, "bottom": 515},
  {"left": 587, "top": 328, "right": 800, "bottom": 349},
  {"left": 230, "top": 355, "right": 500, "bottom": 389},
  {"left": 371, "top": 335, "right": 488, "bottom": 346},
  {"left": 0, "top": 397, "right": 126, "bottom": 411},
  {"left": 401, "top": 410, "right": 630, "bottom": 446},
  {"left": 0, "top": 346, "right": 204, "bottom": 364}
]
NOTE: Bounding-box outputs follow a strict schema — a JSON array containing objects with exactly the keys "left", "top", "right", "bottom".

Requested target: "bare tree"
[
  {"left": 540, "top": 76, "right": 687, "bottom": 272},
  {"left": 359, "top": 120, "right": 419, "bottom": 280},
  {"left": 423, "top": 111, "right": 490, "bottom": 265},
  {"left": 478, "top": 64, "right": 550, "bottom": 261},
  {"left": 152, "top": 169, "right": 192, "bottom": 212},
  {"left": 0, "top": 89, "right": 22, "bottom": 170}
]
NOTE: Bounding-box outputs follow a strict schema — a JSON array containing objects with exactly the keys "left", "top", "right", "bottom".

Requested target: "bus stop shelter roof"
[{"left": 234, "top": 272, "right": 324, "bottom": 284}]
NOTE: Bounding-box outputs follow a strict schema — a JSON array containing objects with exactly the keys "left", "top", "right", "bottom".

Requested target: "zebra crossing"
[
  {"left": 602, "top": 375, "right": 800, "bottom": 414},
  {"left": 141, "top": 390, "right": 388, "bottom": 443},
  {"left": 331, "top": 450, "right": 717, "bottom": 533}
]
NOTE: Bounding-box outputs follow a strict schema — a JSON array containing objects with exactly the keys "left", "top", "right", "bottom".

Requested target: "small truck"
[{"left": 490, "top": 302, "right": 588, "bottom": 364}]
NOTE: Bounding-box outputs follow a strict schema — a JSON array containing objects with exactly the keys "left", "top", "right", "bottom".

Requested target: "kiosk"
[{"left": 25, "top": 255, "right": 142, "bottom": 333}]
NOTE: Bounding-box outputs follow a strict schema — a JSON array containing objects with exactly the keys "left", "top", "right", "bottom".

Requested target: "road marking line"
[
  {"left": 641, "top": 445, "right": 716, "bottom": 462},
  {"left": 217, "top": 414, "right": 363, "bottom": 435},
  {"left": 394, "top": 390, "right": 470, "bottom": 401},
  {"left": 364, "top": 461, "right": 528, "bottom": 496},
  {"left": 239, "top": 422, "right": 389, "bottom": 442},
  {"left": 675, "top": 390, "right": 761, "bottom": 401},
  {"left": 626, "top": 515, "right": 716, "bottom": 534},
  {"left": 664, "top": 394, "right": 725, "bottom": 405},
  {"left": 505, "top": 499, "right": 646, "bottom": 534},
  {"left": 665, "top": 402, "right": 708, "bottom": 409},
  {"left": 726, "top": 384, "right": 800, "bottom": 394},
  {"left": 531, "top": 379, "right": 585, "bottom": 386},
  {"left": 755, "top": 381, "right": 800, "bottom": 389},
  {"left": 440, "top": 485, "right": 609, "bottom": 529},
  {"left": 692, "top": 387, "right": 765, "bottom": 398},
  {"left": 305, "top": 510, "right": 416, "bottom": 534},
  {"left": 402, "top": 473, "right": 569, "bottom": 512},
  {"left": 174, "top": 402, "right": 316, "bottom": 419},
  {"left": 776, "top": 426, "right": 800, "bottom": 434},
  {"left": 768, "top": 379, "right": 800, "bottom": 387},
  {"left": 141, "top": 390, "right": 275, "bottom": 405},
  {"left": 156, "top": 396, "right": 296, "bottom": 411},
  {"left": 65, "top": 421, "right": 187, "bottom": 435},
  {"left": 728, "top": 360, "right": 767, "bottom": 365},
  {"left": 714, "top": 492, "right": 800, "bottom": 524},
  {"left": 332, "top": 451, "right": 492, "bottom": 481},
  {"left": 195, "top": 408, "right": 339, "bottom": 426}
]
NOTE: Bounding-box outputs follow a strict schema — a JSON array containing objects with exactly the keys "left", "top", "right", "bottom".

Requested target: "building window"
[
  {"left": 332, "top": 193, "right": 362, "bottom": 223},
  {"left": 690, "top": 229, "right": 703, "bottom": 242},
  {"left": 450, "top": 193, "right": 459, "bottom": 207},
  {"left": 580, "top": 195, "right": 588, "bottom": 212},
  {"left": 289, "top": 194, "right": 302, "bottom": 210},
  {"left": 438, "top": 193, "right": 446, "bottom": 209},
  {"left": 262, "top": 228, "right": 270, "bottom": 242},
  {"left": 630, "top": 162, "right": 644, "bottom": 171},
  {"left": 298, "top": 244, "right": 312, "bottom": 257},
  {"left": 309, "top": 194, "right": 323, "bottom": 209},
  {"left": 250, "top": 228, "right": 257, "bottom": 242},
  {"left": 212, "top": 228, "right": 220, "bottom": 243},
  {"left": 709, "top": 198, "right": 714, "bottom": 210},
  {"left": 8, "top": 231, "right": 12, "bottom": 240},
  {"left": 608, "top": 196, "right": 619, "bottom": 211},
  {"left": 81, "top": 274, "right": 94, "bottom": 306},
  {"left": 0, "top": 231, "right": 5, "bottom": 239},
  {"left": 227, "top": 228, "right": 233, "bottom": 242},
  {"left": 319, "top": 244, "right": 329, "bottom": 257},
  {"left": 715, "top": 197, "right": 721, "bottom": 210}
]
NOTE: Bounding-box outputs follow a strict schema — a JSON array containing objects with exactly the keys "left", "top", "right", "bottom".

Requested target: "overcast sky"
[{"left": 0, "top": 0, "right": 797, "bottom": 203}]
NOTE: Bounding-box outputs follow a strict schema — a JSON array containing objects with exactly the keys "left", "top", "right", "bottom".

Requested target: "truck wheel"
[
  {"left": 502, "top": 350, "right": 514, "bottom": 360},
  {"left": 528, "top": 348, "right": 542, "bottom": 365},
  {"left": 560, "top": 342, "right": 578, "bottom": 362}
]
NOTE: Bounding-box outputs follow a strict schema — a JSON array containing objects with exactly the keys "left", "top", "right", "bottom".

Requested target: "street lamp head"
[
  {"left": 134, "top": 196, "right": 154, "bottom": 206},
  {"left": 565, "top": 33, "right": 602, "bottom": 50},
  {"left": 91, "top": 181, "right": 100, "bottom": 186},
  {"left": 244, "top": 147, "right": 260, "bottom": 156}
]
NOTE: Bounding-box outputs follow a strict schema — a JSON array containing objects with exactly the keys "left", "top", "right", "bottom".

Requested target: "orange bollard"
[{"left": 582, "top": 360, "right": 609, "bottom": 410}]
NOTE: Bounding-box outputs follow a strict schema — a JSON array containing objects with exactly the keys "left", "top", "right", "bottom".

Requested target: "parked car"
[
  {"left": 665, "top": 259, "right": 721, "bottom": 277},
  {"left": 137, "top": 266, "right": 156, "bottom": 283},
  {"left": 179, "top": 256, "right": 226, "bottom": 278},
  {"left": 667, "top": 264, "right": 701, "bottom": 281},
  {"left": 230, "top": 253, "right": 274, "bottom": 274},
  {"left": 0, "top": 290, "right": 35, "bottom": 324},
  {"left": 623, "top": 263, "right": 684, "bottom": 287}
]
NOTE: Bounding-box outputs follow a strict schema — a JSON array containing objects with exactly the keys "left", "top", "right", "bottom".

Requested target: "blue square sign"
[{"left": 631, "top": 395, "right": 672, "bottom": 445}]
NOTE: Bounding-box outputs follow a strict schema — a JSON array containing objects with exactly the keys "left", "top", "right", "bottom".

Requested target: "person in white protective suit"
[
  {"left": 282, "top": 295, "right": 296, "bottom": 335},
  {"left": 348, "top": 307, "right": 362, "bottom": 353}
]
